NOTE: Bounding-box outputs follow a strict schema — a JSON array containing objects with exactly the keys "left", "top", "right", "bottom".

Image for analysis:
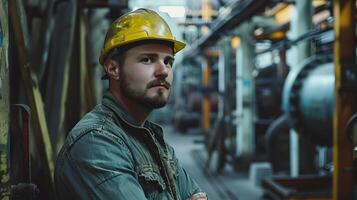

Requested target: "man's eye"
[
  {"left": 141, "top": 57, "right": 152, "bottom": 64},
  {"left": 164, "top": 59, "right": 174, "bottom": 67}
]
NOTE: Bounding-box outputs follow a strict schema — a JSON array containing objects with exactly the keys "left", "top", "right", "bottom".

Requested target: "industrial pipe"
[{"left": 283, "top": 56, "right": 334, "bottom": 146}]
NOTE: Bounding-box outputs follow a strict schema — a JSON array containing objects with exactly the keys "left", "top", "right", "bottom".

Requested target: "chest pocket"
[{"left": 137, "top": 164, "right": 167, "bottom": 199}]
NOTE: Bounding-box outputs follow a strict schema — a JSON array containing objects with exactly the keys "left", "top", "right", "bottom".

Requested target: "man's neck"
[{"left": 109, "top": 88, "right": 151, "bottom": 126}]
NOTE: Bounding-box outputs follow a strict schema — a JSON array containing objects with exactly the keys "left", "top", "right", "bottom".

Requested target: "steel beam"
[
  {"left": 332, "top": 0, "right": 356, "bottom": 199},
  {"left": 201, "top": 0, "right": 213, "bottom": 134},
  {"left": 9, "top": 0, "right": 54, "bottom": 190},
  {"left": 201, "top": 56, "right": 211, "bottom": 133},
  {"left": 0, "top": 0, "right": 9, "bottom": 199},
  {"left": 183, "top": 0, "right": 270, "bottom": 59},
  {"left": 82, "top": 0, "right": 128, "bottom": 8}
]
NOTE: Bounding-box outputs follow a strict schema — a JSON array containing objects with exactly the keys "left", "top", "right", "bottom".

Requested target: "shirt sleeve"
[
  {"left": 168, "top": 146, "right": 204, "bottom": 199},
  {"left": 56, "top": 129, "right": 148, "bottom": 200}
]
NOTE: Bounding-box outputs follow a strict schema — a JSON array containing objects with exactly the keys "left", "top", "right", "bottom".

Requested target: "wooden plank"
[
  {"left": 0, "top": 0, "right": 10, "bottom": 199},
  {"left": 79, "top": 12, "right": 96, "bottom": 117},
  {"left": 44, "top": 0, "right": 77, "bottom": 153},
  {"left": 332, "top": 0, "right": 356, "bottom": 199},
  {"left": 9, "top": 0, "right": 54, "bottom": 190},
  {"left": 33, "top": 0, "right": 55, "bottom": 82}
]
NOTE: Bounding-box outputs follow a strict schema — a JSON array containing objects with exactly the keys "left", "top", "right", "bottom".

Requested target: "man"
[{"left": 54, "top": 8, "right": 207, "bottom": 200}]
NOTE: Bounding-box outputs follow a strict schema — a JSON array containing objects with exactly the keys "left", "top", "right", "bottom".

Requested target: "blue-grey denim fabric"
[{"left": 54, "top": 90, "right": 202, "bottom": 200}]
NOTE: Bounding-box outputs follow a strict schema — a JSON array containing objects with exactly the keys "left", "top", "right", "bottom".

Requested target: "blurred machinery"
[
  {"left": 174, "top": 0, "right": 357, "bottom": 199},
  {"left": 2, "top": 0, "right": 357, "bottom": 199},
  {"left": 261, "top": 55, "right": 337, "bottom": 199},
  {"left": 283, "top": 56, "right": 334, "bottom": 147}
]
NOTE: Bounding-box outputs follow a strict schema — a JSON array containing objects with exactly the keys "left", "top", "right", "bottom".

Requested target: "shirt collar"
[
  {"left": 102, "top": 89, "right": 141, "bottom": 126},
  {"left": 101, "top": 90, "right": 164, "bottom": 138}
]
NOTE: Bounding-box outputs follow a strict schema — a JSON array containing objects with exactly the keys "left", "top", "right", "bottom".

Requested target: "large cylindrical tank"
[{"left": 283, "top": 56, "right": 334, "bottom": 146}]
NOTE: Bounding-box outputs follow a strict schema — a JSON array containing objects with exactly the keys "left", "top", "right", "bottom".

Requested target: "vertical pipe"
[
  {"left": 317, "top": 147, "right": 327, "bottom": 173},
  {"left": 218, "top": 40, "right": 227, "bottom": 120},
  {"left": 289, "top": 130, "right": 299, "bottom": 176},
  {"left": 236, "top": 44, "right": 243, "bottom": 156},
  {"left": 333, "top": 0, "right": 356, "bottom": 199},
  {"left": 235, "top": 22, "right": 255, "bottom": 156},
  {"left": 0, "top": 0, "right": 9, "bottom": 199},
  {"left": 288, "top": 0, "right": 312, "bottom": 177}
]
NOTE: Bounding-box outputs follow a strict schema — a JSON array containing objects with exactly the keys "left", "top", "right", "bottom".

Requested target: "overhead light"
[{"left": 159, "top": 6, "right": 186, "bottom": 18}]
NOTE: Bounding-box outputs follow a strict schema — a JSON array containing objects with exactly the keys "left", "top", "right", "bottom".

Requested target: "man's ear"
[{"left": 103, "top": 59, "right": 120, "bottom": 80}]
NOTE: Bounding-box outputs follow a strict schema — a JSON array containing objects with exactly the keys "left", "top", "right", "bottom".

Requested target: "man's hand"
[{"left": 187, "top": 192, "right": 208, "bottom": 200}]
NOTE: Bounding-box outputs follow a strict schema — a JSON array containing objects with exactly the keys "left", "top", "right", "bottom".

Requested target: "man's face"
[{"left": 118, "top": 43, "right": 174, "bottom": 109}]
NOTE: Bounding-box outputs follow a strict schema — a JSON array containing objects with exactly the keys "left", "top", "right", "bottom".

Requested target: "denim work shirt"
[{"left": 55, "top": 91, "right": 203, "bottom": 200}]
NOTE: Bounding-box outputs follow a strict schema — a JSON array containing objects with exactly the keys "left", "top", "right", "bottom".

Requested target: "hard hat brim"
[
  {"left": 99, "top": 37, "right": 186, "bottom": 66},
  {"left": 100, "top": 38, "right": 186, "bottom": 80}
]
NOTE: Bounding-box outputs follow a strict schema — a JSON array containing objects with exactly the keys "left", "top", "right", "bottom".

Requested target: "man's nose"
[{"left": 154, "top": 60, "right": 169, "bottom": 78}]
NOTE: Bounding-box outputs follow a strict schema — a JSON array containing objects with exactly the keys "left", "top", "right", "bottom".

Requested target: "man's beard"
[{"left": 120, "top": 75, "right": 170, "bottom": 109}]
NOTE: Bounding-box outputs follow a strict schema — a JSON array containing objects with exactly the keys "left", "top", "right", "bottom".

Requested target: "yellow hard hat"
[{"left": 99, "top": 8, "right": 186, "bottom": 65}]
